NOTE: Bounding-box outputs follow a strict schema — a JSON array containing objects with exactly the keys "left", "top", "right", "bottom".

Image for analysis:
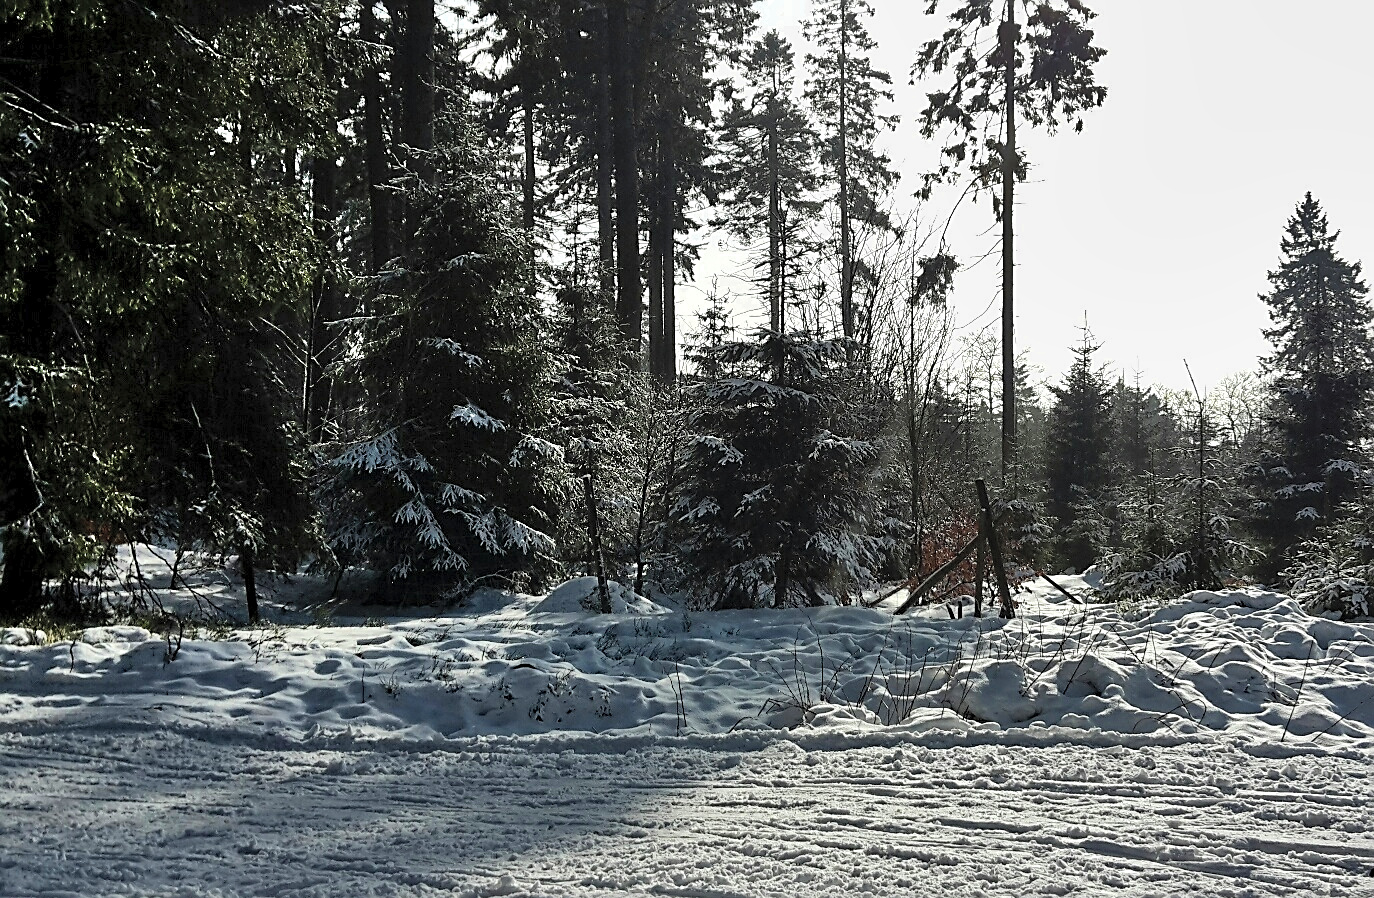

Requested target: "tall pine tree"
[
  {"left": 1251, "top": 193, "right": 1374, "bottom": 577},
  {"left": 803, "top": 0, "right": 898, "bottom": 343}
]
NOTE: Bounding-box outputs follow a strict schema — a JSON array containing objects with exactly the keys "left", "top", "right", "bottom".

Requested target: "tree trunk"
[
  {"left": 584, "top": 474, "right": 612, "bottom": 614},
  {"left": 241, "top": 544, "right": 260, "bottom": 624},
  {"left": 647, "top": 139, "right": 664, "bottom": 378},
  {"left": 1000, "top": 0, "right": 1018, "bottom": 493},
  {"left": 305, "top": 24, "right": 341, "bottom": 442},
  {"left": 838, "top": 0, "right": 853, "bottom": 341},
  {"left": 608, "top": 0, "right": 641, "bottom": 353},
  {"left": 768, "top": 113, "right": 782, "bottom": 336},
  {"left": 775, "top": 544, "right": 791, "bottom": 609},
  {"left": 522, "top": 84, "right": 537, "bottom": 237},
  {"left": 659, "top": 134, "right": 678, "bottom": 381},
  {"left": 360, "top": 1, "right": 392, "bottom": 272},
  {"left": 0, "top": 529, "right": 46, "bottom": 620},
  {"left": 522, "top": 77, "right": 537, "bottom": 294},
  {"left": 399, "top": 0, "right": 435, "bottom": 243},
  {"left": 595, "top": 3, "right": 616, "bottom": 296}
]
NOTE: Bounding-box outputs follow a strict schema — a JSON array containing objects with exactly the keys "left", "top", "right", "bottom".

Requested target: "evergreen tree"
[
  {"left": 717, "top": 31, "right": 821, "bottom": 337},
  {"left": 0, "top": 2, "right": 331, "bottom": 617},
  {"left": 1251, "top": 194, "right": 1374, "bottom": 576},
  {"left": 914, "top": 0, "right": 1106, "bottom": 487},
  {"left": 1043, "top": 329, "right": 1114, "bottom": 571},
  {"left": 803, "top": 0, "right": 898, "bottom": 342},
  {"left": 671, "top": 331, "right": 882, "bottom": 608},
  {"left": 325, "top": 110, "right": 561, "bottom": 598},
  {"left": 1285, "top": 474, "right": 1374, "bottom": 618}
]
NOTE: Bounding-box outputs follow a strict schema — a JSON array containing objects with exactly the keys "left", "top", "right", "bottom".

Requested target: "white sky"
[{"left": 686, "top": 0, "right": 1374, "bottom": 394}]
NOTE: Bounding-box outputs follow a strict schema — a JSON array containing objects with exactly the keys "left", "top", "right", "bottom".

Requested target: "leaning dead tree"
[{"left": 892, "top": 479, "right": 1015, "bottom": 618}]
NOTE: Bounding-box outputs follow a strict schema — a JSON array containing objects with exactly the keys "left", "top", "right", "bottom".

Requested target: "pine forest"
[{"left": 3, "top": 4, "right": 1374, "bottom": 895}]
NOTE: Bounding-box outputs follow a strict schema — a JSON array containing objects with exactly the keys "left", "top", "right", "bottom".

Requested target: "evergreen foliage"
[
  {"left": 0, "top": 1, "right": 331, "bottom": 616},
  {"left": 1285, "top": 477, "right": 1374, "bottom": 618},
  {"left": 1251, "top": 194, "right": 1374, "bottom": 576},
  {"left": 913, "top": 0, "right": 1108, "bottom": 203},
  {"left": 716, "top": 31, "right": 821, "bottom": 332},
  {"left": 325, "top": 113, "right": 560, "bottom": 596},
  {"left": 672, "top": 331, "right": 884, "bottom": 608},
  {"left": 1043, "top": 329, "right": 1113, "bottom": 571}
]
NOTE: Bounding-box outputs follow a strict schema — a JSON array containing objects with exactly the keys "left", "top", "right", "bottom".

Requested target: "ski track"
[{"left": 2, "top": 729, "right": 1372, "bottom": 898}]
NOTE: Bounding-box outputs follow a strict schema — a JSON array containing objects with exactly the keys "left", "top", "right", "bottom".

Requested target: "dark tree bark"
[
  {"left": 595, "top": 4, "right": 616, "bottom": 296},
  {"left": 647, "top": 140, "right": 664, "bottom": 377},
  {"left": 521, "top": 88, "right": 536, "bottom": 236},
  {"left": 1000, "top": 0, "right": 1018, "bottom": 491},
  {"left": 0, "top": 531, "right": 46, "bottom": 620},
  {"left": 398, "top": 0, "right": 435, "bottom": 244},
  {"left": 360, "top": 1, "right": 392, "bottom": 272},
  {"left": 660, "top": 133, "right": 677, "bottom": 381},
  {"left": 1, "top": 24, "right": 67, "bottom": 617},
  {"left": 837, "top": 0, "right": 853, "bottom": 340},
  {"left": 241, "top": 544, "right": 260, "bottom": 624},
  {"left": 608, "top": 0, "right": 641, "bottom": 352},
  {"left": 306, "top": 22, "right": 341, "bottom": 442}
]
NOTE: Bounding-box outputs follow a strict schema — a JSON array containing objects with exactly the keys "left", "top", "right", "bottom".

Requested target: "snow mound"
[
  {"left": 532, "top": 577, "right": 671, "bottom": 615},
  {"left": 1, "top": 573, "right": 1371, "bottom": 750},
  {"left": 80, "top": 626, "right": 153, "bottom": 645},
  {"left": 2, "top": 627, "right": 45, "bottom": 646}
]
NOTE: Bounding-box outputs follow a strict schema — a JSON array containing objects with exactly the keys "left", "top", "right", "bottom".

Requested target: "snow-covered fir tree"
[
  {"left": 671, "top": 329, "right": 884, "bottom": 608},
  {"left": 1285, "top": 469, "right": 1374, "bottom": 618},
  {"left": 324, "top": 113, "right": 561, "bottom": 599},
  {"left": 1251, "top": 193, "right": 1374, "bottom": 578}
]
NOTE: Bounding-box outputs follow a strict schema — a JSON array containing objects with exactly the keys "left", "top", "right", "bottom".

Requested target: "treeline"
[{"left": 1, "top": 2, "right": 1370, "bottom": 621}]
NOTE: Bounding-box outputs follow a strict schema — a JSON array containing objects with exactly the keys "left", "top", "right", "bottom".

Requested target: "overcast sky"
[{"left": 688, "top": 0, "right": 1374, "bottom": 394}]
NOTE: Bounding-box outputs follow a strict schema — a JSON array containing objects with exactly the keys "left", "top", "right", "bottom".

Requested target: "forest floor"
[{"left": 2, "top": 551, "right": 1372, "bottom": 896}]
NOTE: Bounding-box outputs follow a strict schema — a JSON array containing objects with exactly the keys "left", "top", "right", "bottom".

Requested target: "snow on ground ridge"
[{"left": 2, "top": 553, "right": 1372, "bottom": 753}]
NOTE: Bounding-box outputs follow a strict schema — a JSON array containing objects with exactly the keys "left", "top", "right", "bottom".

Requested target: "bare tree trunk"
[
  {"left": 522, "top": 81, "right": 537, "bottom": 293},
  {"left": 306, "top": 22, "right": 341, "bottom": 443},
  {"left": 522, "top": 84, "right": 536, "bottom": 236},
  {"left": 595, "top": 3, "right": 616, "bottom": 296},
  {"left": 360, "top": 1, "right": 392, "bottom": 272},
  {"left": 241, "top": 544, "right": 260, "bottom": 624},
  {"left": 837, "top": 0, "right": 853, "bottom": 340},
  {"left": 647, "top": 139, "right": 664, "bottom": 378},
  {"left": 974, "top": 523, "right": 986, "bottom": 618},
  {"left": 768, "top": 115, "right": 782, "bottom": 335},
  {"left": 608, "top": 0, "right": 641, "bottom": 353},
  {"left": 584, "top": 474, "right": 612, "bottom": 614},
  {"left": 1000, "top": 0, "right": 1018, "bottom": 493},
  {"left": 660, "top": 133, "right": 678, "bottom": 381},
  {"left": 977, "top": 479, "right": 1015, "bottom": 619},
  {"left": 399, "top": 0, "right": 435, "bottom": 243}
]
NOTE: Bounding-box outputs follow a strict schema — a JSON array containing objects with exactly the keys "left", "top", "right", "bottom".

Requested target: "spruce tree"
[
  {"left": 717, "top": 31, "right": 821, "bottom": 337},
  {"left": 803, "top": 0, "right": 898, "bottom": 342},
  {"left": 1252, "top": 194, "right": 1374, "bottom": 576},
  {"left": 1285, "top": 474, "right": 1374, "bottom": 618},
  {"left": 914, "top": 0, "right": 1107, "bottom": 487},
  {"left": 0, "top": 2, "right": 330, "bottom": 617},
  {"left": 1043, "top": 329, "right": 1114, "bottom": 571},
  {"left": 672, "top": 331, "right": 882, "bottom": 608},
  {"left": 325, "top": 110, "right": 561, "bottom": 598}
]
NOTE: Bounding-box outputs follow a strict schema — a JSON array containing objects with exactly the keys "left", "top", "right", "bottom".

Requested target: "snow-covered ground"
[{"left": 2, "top": 550, "right": 1373, "bottom": 896}]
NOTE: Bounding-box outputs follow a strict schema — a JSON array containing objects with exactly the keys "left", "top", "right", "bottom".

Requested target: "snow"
[{"left": 2, "top": 548, "right": 1373, "bottom": 896}]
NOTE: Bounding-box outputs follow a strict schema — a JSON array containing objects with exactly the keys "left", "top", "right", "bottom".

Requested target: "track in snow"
[{"left": 2, "top": 730, "right": 1372, "bottom": 897}]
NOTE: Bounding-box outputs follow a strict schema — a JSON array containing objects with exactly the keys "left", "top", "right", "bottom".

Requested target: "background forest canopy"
[{"left": 3, "top": 0, "right": 1373, "bottom": 622}]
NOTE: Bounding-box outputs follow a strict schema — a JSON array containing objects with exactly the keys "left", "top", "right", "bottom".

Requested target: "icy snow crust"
[{"left": 2, "top": 554, "right": 1373, "bottom": 895}]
